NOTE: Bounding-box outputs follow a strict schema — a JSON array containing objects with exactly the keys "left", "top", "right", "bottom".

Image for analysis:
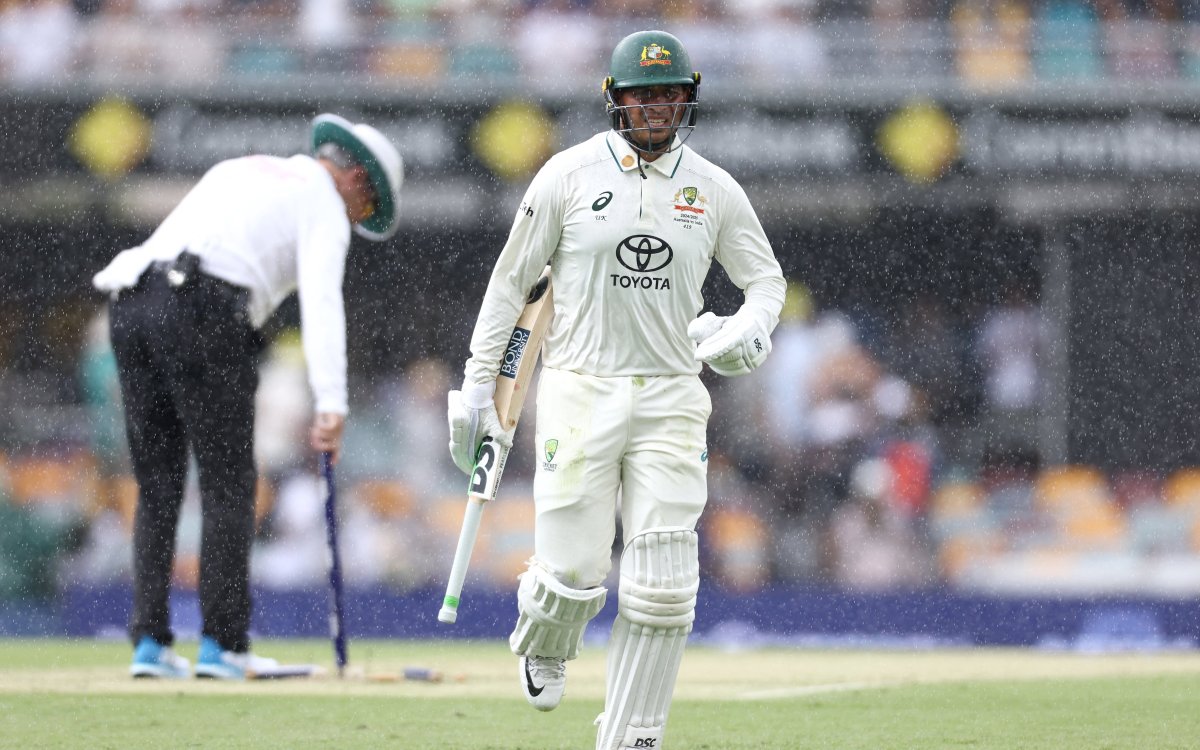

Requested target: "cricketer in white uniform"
[
  {"left": 93, "top": 114, "right": 402, "bottom": 680},
  {"left": 447, "top": 30, "right": 786, "bottom": 750}
]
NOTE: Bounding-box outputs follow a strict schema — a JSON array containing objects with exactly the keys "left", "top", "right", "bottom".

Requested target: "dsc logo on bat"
[
  {"left": 499, "top": 326, "right": 532, "bottom": 379},
  {"left": 469, "top": 437, "right": 505, "bottom": 501}
]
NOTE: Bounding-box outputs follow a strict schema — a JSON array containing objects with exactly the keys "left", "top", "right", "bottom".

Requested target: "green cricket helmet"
[{"left": 602, "top": 30, "right": 701, "bottom": 155}]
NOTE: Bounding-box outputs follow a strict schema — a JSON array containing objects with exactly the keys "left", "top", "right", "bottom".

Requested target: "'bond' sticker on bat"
[{"left": 499, "top": 326, "right": 532, "bottom": 379}]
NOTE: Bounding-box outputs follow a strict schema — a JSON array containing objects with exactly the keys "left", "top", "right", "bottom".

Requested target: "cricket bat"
[{"left": 438, "top": 266, "right": 553, "bottom": 625}]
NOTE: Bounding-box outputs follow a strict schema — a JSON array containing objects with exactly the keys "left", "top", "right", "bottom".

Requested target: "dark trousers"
[{"left": 110, "top": 268, "right": 262, "bottom": 653}]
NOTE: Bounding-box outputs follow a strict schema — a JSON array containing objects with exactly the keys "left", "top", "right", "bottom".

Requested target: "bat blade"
[
  {"left": 439, "top": 266, "right": 552, "bottom": 625},
  {"left": 493, "top": 266, "right": 553, "bottom": 430}
]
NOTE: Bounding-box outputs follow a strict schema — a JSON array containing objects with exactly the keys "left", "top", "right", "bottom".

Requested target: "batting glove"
[
  {"left": 688, "top": 309, "right": 773, "bottom": 377},
  {"left": 447, "top": 381, "right": 513, "bottom": 475}
]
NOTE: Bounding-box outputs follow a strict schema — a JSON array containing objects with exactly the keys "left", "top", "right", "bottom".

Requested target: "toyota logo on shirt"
[{"left": 615, "top": 234, "right": 673, "bottom": 273}]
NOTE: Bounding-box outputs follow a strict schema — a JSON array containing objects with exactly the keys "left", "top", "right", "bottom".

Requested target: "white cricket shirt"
[
  {"left": 94, "top": 154, "right": 351, "bottom": 415},
  {"left": 465, "top": 130, "right": 786, "bottom": 383}
]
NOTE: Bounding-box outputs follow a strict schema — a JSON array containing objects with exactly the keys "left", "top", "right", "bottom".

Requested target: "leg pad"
[
  {"left": 596, "top": 527, "right": 699, "bottom": 750},
  {"left": 509, "top": 564, "right": 607, "bottom": 660}
]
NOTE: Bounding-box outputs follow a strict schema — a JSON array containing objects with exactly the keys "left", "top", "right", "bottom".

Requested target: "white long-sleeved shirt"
[
  {"left": 93, "top": 154, "right": 351, "bottom": 415},
  {"left": 465, "top": 130, "right": 786, "bottom": 384}
]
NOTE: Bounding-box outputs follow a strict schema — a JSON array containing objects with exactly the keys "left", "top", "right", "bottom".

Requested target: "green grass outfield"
[{"left": 1, "top": 638, "right": 1199, "bottom": 749}]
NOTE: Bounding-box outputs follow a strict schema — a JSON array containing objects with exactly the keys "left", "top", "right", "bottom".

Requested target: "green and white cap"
[{"left": 310, "top": 113, "right": 404, "bottom": 242}]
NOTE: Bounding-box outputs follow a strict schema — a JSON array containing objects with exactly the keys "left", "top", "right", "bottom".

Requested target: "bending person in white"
[
  {"left": 94, "top": 114, "right": 403, "bottom": 680},
  {"left": 447, "top": 30, "right": 785, "bottom": 750}
]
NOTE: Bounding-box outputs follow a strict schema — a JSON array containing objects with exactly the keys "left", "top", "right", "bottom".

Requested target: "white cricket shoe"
[
  {"left": 520, "top": 655, "right": 566, "bottom": 711},
  {"left": 194, "top": 636, "right": 279, "bottom": 680}
]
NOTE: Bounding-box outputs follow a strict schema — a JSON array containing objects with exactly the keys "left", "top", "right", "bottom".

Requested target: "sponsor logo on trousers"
[{"left": 610, "top": 274, "right": 671, "bottom": 290}]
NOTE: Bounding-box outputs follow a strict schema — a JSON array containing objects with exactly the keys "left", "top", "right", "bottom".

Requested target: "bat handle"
[
  {"left": 439, "top": 438, "right": 510, "bottom": 625},
  {"left": 438, "top": 496, "right": 485, "bottom": 624}
]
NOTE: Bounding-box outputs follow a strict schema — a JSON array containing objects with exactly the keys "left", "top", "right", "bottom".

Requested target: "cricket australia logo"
[
  {"left": 498, "top": 326, "right": 531, "bottom": 379},
  {"left": 613, "top": 235, "right": 673, "bottom": 291},
  {"left": 671, "top": 187, "right": 707, "bottom": 230},
  {"left": 640, "top": 44, "right": 672, "bottom": 67},
  {"left": 542, "top": 439, "right": 559, "bottom": 472}
]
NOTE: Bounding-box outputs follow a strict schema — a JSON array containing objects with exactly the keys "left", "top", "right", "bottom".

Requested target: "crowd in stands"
[
  {"left": 3, "top": 0, "right": 1200, "bottom": 87},
  {"left": 3, "top": 270, "right": 1199, "bottom": 604}
]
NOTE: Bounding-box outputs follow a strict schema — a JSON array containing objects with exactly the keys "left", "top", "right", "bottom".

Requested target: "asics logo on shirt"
[
  {"left": 615, "top": 234, "right": 673, "bottom": 273},
  {"left": 592, "top": 191, "right": 613, "bottom": 211}
]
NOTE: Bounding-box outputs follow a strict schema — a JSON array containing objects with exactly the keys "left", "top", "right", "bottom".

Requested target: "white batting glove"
[
  {"left": 447, "top": 381, "right": 513, "bottom": 475},
  {"left": 688, "top": 309, "right": 773, "bottom": 377}
]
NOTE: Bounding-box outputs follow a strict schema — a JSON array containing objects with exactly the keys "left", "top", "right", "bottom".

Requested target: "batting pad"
[
  {"left": 509, "top": 565, "right": 608, "bottom": 660},
  {"left": 596, "top": 527, "right": 699, "bottom": 750}
]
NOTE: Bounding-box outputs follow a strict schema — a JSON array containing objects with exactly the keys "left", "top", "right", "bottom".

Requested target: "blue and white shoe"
[
  {"left": 194, "top": 636, "right": 280, "bottom": 680},
  {"left": 130, "top": 635, "right": 190, "bottom": 679}
]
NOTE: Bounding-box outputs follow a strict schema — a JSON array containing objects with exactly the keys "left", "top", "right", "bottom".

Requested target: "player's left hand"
[
  {"left": 447, "top": 382, "right": 513, "bottom": 475},
  {"left": 688, "top": 309, "right": 772, "bottom": 377}
]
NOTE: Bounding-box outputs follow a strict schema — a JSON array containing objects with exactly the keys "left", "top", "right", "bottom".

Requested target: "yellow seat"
[
  {"left": 1062, "top": 504, "right": 1127, "bottom": 550},
  {"left": 1164, "top": 468, "right": 1200, "bottom": 509},
  {"left": 1035, "top": 465, "right": 1111, "bottom": 512},
  {"left": 705, "top": 507, "right": 770, "bottom": 592},
  {"left": 930, "top": 480, "right": 985, "bottom": 518},
  {"left": 369, "top": 44, "right": 445, "bottom": 81},
  {"left": 7, "top": 452, "right": 97, "bottom": 508},
  {"left": 356, "top": 479, "right": 416, "bottom": 520}
]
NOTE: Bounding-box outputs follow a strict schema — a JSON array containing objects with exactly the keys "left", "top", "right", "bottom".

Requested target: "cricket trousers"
[
  {"left": 109, "top": 266, "right": 263, "bottom": 653},
  {"left": 530, "top": 367, "right": 712, "bottom": 588}
]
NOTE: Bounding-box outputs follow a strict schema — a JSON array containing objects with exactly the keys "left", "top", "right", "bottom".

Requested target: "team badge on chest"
[{"left": 672, "top": 186, "right": 707, "bottom": 229}]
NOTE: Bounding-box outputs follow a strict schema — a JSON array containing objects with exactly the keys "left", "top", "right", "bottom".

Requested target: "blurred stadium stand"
[{"left": 2, "top": 1, "right": 1200, "bottom": 646}]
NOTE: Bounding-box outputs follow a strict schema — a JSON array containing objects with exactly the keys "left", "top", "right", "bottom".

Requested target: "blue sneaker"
[
  {"left": 194, "top": 636, "right": 280, "bottom": 680},
  {"left": 130, "top": 635, "right": 190, "bottom": 679}
]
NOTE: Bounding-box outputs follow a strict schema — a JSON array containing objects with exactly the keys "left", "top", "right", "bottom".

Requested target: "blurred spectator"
[
  {"left": 669, "top": 0, "right": 739, "bottom": 80},
  {"left": 0, "top": 0, "right": 81, "bottom": 84},
  {"left": 0, "top": 460, "right": 86, "bottom": 600},
  {"left": 255, "top": 330, "right": 312, "bottom": 485},
  {"left": 950, "top": 0, "right": 1032, "bottom": 86},
  {"left": 383, "top": 355, "right": 461, "bottom": 496},
  {"left": 865, "top": 0, "right": 949, "bottom": 80},
  {"left": 514, "top": 0, "right": 604, "bottom": 90},
  {"left": 701, "top": 450, "right": 773, "bottom": 591},
  {"left": 85, "top": 0, "right": 155, "bottom": 78},
  {"left": 828, "top": 457, "right": 935, "bottom": 589},
  {"left": 1032, "top": 0, "right": 1103, "bottom": 80},
  {"left": 736, "top": 0, "right": 829, "bottom": 82},
  {"left": 299, "top": 0, "right": 356, "bottom": 52},
  {"left": 79, "top": 306, "right": 128, "bottom": 479},
  {"left": 252, "top": 471, "right": 326, "bottom": 588},
  {"left": 438, "top": 0, "right": 520, "bottom": 79},
  {"left": 87, "top": 0, "right": 222, "bottom": 82},
  {"left": 974, "top": 282, "right": 1044, "bottom": 412},
  {"left": 1098, "top": 0, "right": 1180, "bottom": 79},
  {"left": 715, "top": 280, "right": 820, "bottom": 477},
  {"left": 882, "top": 292, "right": 974, "bottom": 426}
]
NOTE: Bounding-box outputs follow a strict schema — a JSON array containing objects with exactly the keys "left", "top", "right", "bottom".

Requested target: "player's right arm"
[
  {"left": 448, "top": 161, "right": 564, "bottom": 474},
  {"left": 463, "top": 162, "right": 564, "bottom": 386}
]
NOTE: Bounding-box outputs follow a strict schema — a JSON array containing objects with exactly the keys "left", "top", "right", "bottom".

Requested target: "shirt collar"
[{"left": 605, "top": 130, "right": 684, "bottom": 178}]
